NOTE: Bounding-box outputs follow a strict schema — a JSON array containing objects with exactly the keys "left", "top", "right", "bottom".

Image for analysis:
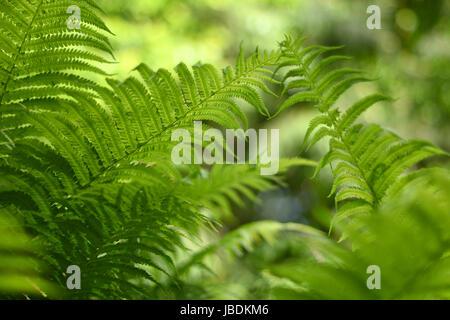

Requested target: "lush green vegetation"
[{"left": 0, "top": 0, "right": 448, "bottom": 299}]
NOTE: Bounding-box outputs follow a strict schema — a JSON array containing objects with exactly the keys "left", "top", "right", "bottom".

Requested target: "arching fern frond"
[
  {"left": 0, "top": 0, "right": 115, "bottom": 166},
  {"left": 274, "top": 35, "right": 449, "bottom": 229},
  {"left": 0, "top": 35, "right": 283, "bottom": 298}
]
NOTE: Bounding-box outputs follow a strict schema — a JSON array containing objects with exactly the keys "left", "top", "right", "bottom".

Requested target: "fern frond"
[
  {"left": 0, "top": 38, "right": 283, "bottom": 297},
  {"left": 268, "top": 174, "right": 450, "bottom": 299},
  {"left": 0, "top": 0, "right": 116, "bottom": 176},
  {"left": 1, "top": 0, "right": 113, "bottom": 101},
  {"left": 275, "top": 35, "right": 448, "bottom": 227},
  {"left": 177, "top": 158, "right": 316, "bottom": 220}
]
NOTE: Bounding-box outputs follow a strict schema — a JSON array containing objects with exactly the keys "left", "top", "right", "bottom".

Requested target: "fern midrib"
[
  {"left": 0, "top": 0, "right": 43, "bottom": 106},
  {"left": 329, "top": 115, "right": 380, "bottom": 206},
  {"left": 78, "top": 58, "right": 276, "bottom": 191},
  {"left": 292, "top": 48, "right": 380, "bottom": 207}
]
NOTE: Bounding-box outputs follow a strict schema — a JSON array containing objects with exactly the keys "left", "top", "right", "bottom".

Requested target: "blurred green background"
[{"left": 95, "top": 0, "right": 449, "bottom": 299}]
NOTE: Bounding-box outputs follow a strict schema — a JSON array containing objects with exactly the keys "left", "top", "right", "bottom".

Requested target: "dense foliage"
[{"left": 0, "top": 0, "right": 448, "bottom": 299}]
